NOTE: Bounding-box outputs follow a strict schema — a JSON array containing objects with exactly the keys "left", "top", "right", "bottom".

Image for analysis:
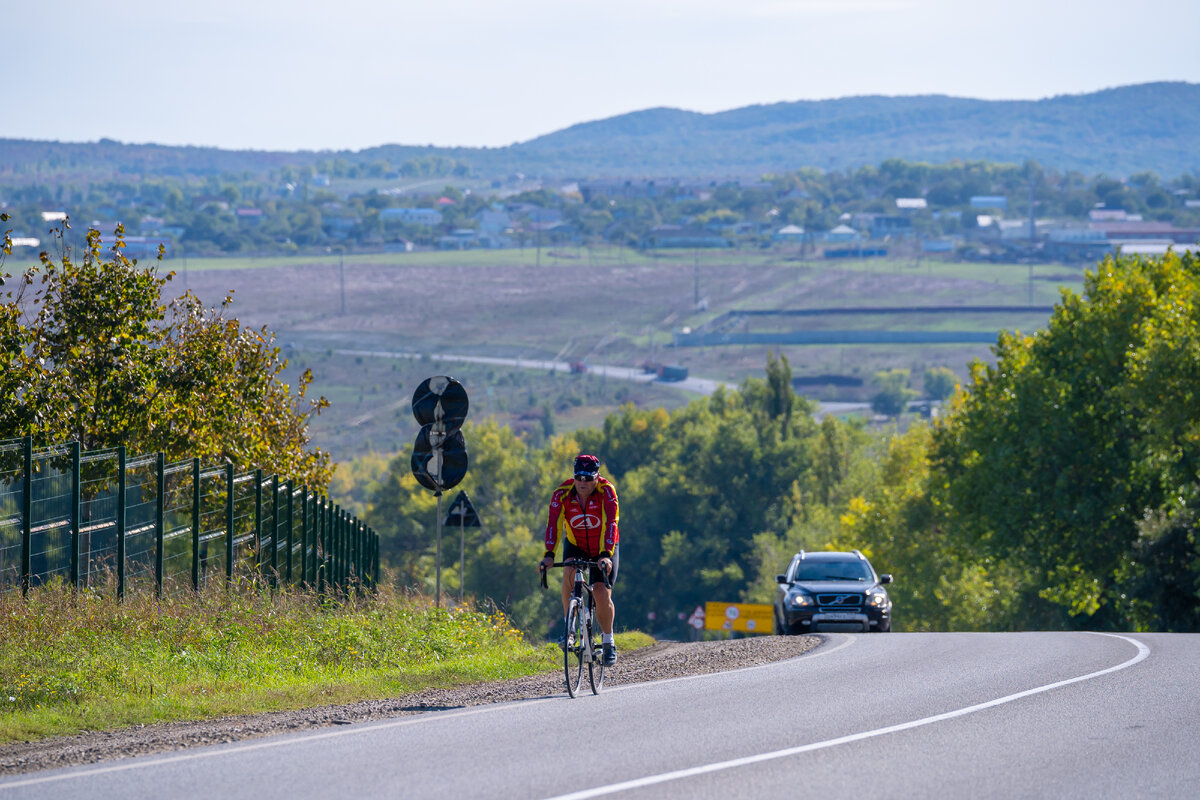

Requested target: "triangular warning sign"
[{"left": 443, "top": 490, "right": 481, "bottom": 527}]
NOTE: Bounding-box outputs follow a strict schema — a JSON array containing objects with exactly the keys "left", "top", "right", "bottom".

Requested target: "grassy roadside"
[{"left": 0, "top": 583, "right": 652, "bottom": 744}]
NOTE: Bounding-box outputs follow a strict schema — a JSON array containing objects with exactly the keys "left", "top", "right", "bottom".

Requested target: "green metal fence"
[{"left": 0, "top": 436, "right": 377, "bottom": 597}]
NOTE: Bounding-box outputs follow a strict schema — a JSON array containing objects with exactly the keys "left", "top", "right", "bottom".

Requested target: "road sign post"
[
  {"left": 443, "top": 490, "right": 481, "bottom": 604},
  {"left": 410, "top": 376, "right": 470, "bottom": 607}
]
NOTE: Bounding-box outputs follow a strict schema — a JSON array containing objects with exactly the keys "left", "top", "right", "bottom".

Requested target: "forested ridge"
[{"left": 2, "top": 82, "right": 1198, "bottom": 181}]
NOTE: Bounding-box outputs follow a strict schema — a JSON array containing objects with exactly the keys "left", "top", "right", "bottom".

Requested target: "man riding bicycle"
[{"left": 540, "top": 454, "right": 619, "bottom": 666}]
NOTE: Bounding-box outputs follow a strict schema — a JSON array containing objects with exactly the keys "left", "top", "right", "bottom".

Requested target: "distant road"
[
  {"left": 6, "top": 633, "right": 1196, "bottom": 799},
  {"left": 331, "top": 347, "right": 722, "bottom": 396},
  {"left": 323, "top": 347, "right": 871, "bottom": 416}
]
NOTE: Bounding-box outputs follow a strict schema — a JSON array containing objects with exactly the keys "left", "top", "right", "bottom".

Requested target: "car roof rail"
[
  {"left": 852, "top": 549, "right": 865, "bottom": 559},
  {"left": 797, "top": 549, "right": 806, "bottom": 560}
]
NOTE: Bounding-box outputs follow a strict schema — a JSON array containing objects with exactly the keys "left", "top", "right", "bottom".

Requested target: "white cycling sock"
[{"left": 602, "top": 633, "right": 614, "bottom": 644}]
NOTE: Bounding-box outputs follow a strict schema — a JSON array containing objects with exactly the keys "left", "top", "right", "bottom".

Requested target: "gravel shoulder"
[{"left": 0, "top": 635, "right": 820, "bottom": 776}]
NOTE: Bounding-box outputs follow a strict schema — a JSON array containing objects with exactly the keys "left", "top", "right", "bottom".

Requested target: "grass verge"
[{"left": 0, "top": 582, "right": 651, "bottom": 744}]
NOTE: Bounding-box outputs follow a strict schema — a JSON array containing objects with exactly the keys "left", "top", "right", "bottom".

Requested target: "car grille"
[{"left": 816, "top": 594, "right": 863, "bottom": 607}]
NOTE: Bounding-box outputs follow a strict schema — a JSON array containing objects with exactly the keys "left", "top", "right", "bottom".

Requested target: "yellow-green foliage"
[{"left": 932, "top": 250, "right": 1200, "bottom": 630}]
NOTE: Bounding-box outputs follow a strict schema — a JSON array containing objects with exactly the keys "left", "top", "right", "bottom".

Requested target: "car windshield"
[{"left": 793, "top": 561, "right": 873, "bottom": 582}]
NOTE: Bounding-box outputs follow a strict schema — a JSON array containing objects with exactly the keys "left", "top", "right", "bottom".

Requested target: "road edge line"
[{"left": 540, "top": 633, "right": 1150, "bottom": 800}]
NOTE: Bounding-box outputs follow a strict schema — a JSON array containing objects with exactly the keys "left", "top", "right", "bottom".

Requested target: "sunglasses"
[{"left": 574, "top": 473, "right": 598, "bottom": 481}]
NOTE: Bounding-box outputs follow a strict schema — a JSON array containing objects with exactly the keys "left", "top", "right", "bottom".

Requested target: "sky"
[{"left": 5, "top": 0, "right": 1199, "bottom": 153}]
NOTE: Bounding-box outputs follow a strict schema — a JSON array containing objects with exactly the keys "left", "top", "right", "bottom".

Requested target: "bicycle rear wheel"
[{"left": 564, "top": 599, "right": 585, "bottom": 698}]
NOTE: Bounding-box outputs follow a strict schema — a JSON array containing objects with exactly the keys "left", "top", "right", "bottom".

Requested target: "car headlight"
[
  {"left": 790, "top": 593, "right": 813, "bottom": 607},
  {"left": 867, "top": 591, "right": 889, "bottom": 607}
]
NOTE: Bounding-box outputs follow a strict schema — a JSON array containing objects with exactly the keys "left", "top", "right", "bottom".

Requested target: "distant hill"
[
  {"left": 499, "top": 82, "right": 1200, "bottom": 178},
  {"left": 2, "top": 82, "right": 1198, "bottom": 182}
]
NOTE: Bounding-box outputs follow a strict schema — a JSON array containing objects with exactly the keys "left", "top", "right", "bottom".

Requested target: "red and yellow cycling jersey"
[{"left": 543, "top": 477, "right": 619, "bottom": 558}]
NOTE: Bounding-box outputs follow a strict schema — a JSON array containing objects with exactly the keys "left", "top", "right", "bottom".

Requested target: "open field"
[{"left": 10, "top": 245, "right": 1086, "bottom": 461}]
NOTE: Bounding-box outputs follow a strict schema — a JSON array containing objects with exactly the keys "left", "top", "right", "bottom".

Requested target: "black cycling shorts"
[{"left": 563, "top": 541, "right": 618, "bottom": 587}]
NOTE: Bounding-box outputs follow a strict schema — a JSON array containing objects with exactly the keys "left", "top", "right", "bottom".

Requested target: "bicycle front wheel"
[
  {"left": 564, "top": 599, "right": 585, "bottom": 698},
  {"left": 587, "top": 616, "right": 605, "bottom": 695}
]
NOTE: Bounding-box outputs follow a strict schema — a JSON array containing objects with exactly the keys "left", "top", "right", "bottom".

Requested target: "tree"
[
  {"left": 871, "top": 369, "right": 916, "bottom": 417},
  {"left": 0, "top": 221, "right": 332, "bottom": 487},
  {"left": 932, "top": 250, "right": 1200, "bottom": 628},
  {"left": 837, "top": 424, "right": 1024, "bottom": 631},
  {"left": 923, "top": 366, "right": 958, "bottom": 401}
]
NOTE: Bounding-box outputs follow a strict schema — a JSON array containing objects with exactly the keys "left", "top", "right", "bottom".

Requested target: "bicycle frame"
[
  {"left": 570, "top": 566, "right": 597, "bottom": 664},
  {"left": 541, "top": 557, "right": 611, "bottom": 696}
]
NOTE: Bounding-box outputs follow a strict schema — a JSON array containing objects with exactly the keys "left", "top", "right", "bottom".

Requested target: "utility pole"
[
  {"left": 693, "top": 250, "right": 700, "bottom": 307},
  {"left": 1028, "top": 179, "right": 1037, "bottom": 244},
  {"left": 1028, "top": 172, "right": 1038, "bottom": 304}
]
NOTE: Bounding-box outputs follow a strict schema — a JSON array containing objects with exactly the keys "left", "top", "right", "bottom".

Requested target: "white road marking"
[
  {"left": 540, "top": 633, "right": 1151, "bottom": 800},
  {"left": 0, "top": 637, "right": 842, "bottom": 790}
]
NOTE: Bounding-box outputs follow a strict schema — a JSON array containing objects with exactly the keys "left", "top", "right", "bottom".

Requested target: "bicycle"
[{"left": 540, "top": 558, "right": 612, "bottom": 697}]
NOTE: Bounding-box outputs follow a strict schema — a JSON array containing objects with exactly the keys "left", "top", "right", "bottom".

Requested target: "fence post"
[
  {"left": 346, "top": 512, "right": 353, "bottom": 590},
  {"left": 350, "top": 515, "right": 357, "bottom": 588},
  {"left": 117, "top": 445, "right": 127, "bottom": 600},
  {"left": 270, "top": 474, "right": 279, "bottom": 586},
  {"left": 365, "top": 529, "right": 373, "bottom": 589},
  {"left": 70, "top": 441, "right": 81, "bottom": 592},
  {"left": 254, "top": 468, "right": 263, "bottom": 575},
  {"left": 346, "top": 515, "right": 353, "bottom": 586},
  {"left": 225, "top": 464, "right": 234, "bottom": 582},
  {"left": 20, "top": 436, "right": 32, "bottom": 596},
  {"left": 191, "top": 458, "right": 201, "bottom": 591},
  {"left": 328, "top": 503, "right": 337, "bottom": 592},
  {"left": 331, "top": 505, "right": 340, "bottom": 591},
  {"left": 155, "top": 452, "right": 165, "bottom": 597},
  {"left": 299, "top": 487, "right": 309, "bottom": 587},
  {"left": 351, "top": 520, "right": 359, "bottom": 585},
  {"left": 357, "top": 521, "right": 365, "bottom": 585},
  {"left": 316, "top": 496, "right": 326, "bottom": 594},
  {"left": 326, "top": 499, "right": 335, "bottom": 593},
  {"left": 350, "top": 515, "right": 360, "bottom": 585},
  {"left": 347, "top": 513, "right": 354, "bottom": 589},
  {"left": 367, "top": 529, "right": 375, "bottom": 589},
  {"left": 286, "top": 480, "right": 295, "bottom": 585},
  {"left": 341, "top": 510, "right": 348, "bottom": 590}
]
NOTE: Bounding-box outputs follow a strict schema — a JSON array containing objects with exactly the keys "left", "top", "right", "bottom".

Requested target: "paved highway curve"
[{"left": 2, "top": 632, "right": 1197, "bottom": 799}]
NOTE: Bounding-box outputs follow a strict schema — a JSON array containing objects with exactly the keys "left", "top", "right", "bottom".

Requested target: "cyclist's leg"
[
  {"left": 560, "top": 566, "right": 573, "bottom": 618},
  {"left": 562, "top": 541, "right": 590, "bottom": 618},
  {"left": 593, "top": 583, "right": 614, "bottom": 634},
  {"left": 591, "top": 546, "right": 618, "bottom": 635}
]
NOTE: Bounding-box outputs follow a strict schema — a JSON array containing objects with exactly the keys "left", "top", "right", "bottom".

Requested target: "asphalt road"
[{"left": 3, "top": 632, "right": 1195, "bottom": 800}]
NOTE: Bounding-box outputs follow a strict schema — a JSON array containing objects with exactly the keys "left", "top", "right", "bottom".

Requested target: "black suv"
[{"left": 773, "top": 550, "right": 893, "bottom": 633}]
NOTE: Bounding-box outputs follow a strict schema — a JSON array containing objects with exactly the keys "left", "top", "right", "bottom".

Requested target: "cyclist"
[{"left": 539, "top": 454, "right": 619, "bottom": 666}]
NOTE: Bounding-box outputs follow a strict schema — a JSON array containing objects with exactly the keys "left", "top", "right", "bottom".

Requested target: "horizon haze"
[{"left": 6, "top": 0, "right": 1200, "bottom": 152}]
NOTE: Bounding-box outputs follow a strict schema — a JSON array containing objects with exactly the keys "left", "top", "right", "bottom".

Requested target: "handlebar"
[{"left": 539, "top": 558, "right": 613, "bottom": 589}]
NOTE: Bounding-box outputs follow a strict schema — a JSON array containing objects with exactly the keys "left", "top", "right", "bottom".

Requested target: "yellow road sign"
[{"left": 704, "top": 601, "right": 773, "bottom": 634}]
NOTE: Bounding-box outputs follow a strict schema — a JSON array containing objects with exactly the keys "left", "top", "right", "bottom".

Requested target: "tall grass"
[{"left": 0, "top": 580, "right": 558, "bottom": 743}]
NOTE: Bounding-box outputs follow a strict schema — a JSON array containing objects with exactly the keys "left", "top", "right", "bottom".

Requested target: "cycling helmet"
[{"left": 573, "top": 454, "right": 600, "bottom": 477}]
